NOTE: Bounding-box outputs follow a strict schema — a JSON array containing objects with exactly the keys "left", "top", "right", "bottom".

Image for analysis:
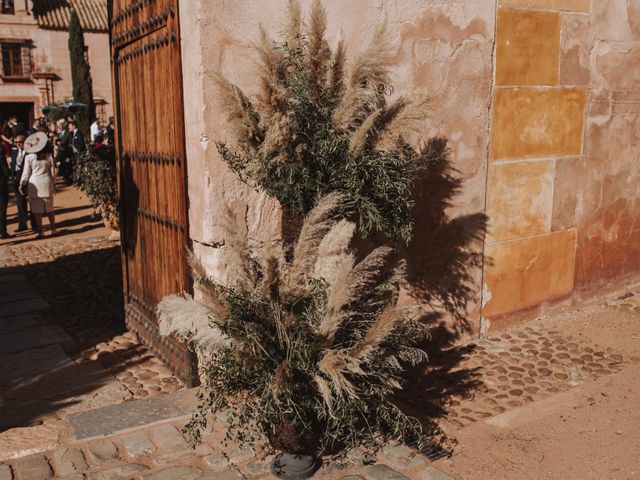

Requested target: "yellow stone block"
[
  {"left": 491, "top": 87, "right": 585, "bottom": 160},
  {"left": 482, "top": 230, "right": 577, "bottom": 318},
  {"left": 496, "top": 9, "right": 560, "bottom": 85},
  {"left": 487, "top": 160, "right": 555, "bottom": 242},
  {"left": 499, "top": 0, "right": 591, "bottom": 13}
]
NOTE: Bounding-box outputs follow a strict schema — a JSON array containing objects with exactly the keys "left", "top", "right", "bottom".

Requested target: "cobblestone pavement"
[
  {"left": 0, "top": 418, "right": 450, "bottom": 480},
  {"left": 437, "top": 326, "right": 627, "bottom": 429},
  {"left": 1, "top": 197, "right": 638, "bottom": 478},
  {"left": 0, "top": 235, "right": 184, "bottom": 407}
]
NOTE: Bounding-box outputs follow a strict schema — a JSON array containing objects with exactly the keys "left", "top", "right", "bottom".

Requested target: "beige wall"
[
  {"left": 482, "top": 0, "right": 640, "bottom": 320},
  {"left": 179, "top": 0, "right": 495, "bottom": 321},
  {"left": 0, "top": 11, "right": 112, "bottom": 120},
  {"left": 179, "top": 0, "right": 640, "bottom": 331}
]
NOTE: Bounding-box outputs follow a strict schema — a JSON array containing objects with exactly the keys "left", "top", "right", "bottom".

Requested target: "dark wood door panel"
[{"left": 109, "top": 0, "right": 196, "bottom": 385}]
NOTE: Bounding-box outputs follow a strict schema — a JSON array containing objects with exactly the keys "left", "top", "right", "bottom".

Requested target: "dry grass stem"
[
  {"left": 157, "top": 295, "right": 230, "bottom": 350},
  {"left": 377, "top": 96, "right": 431, "bottom": 150},
  {"left": 288, "top": 192, "right": 343, "bottom": 288},
  {"left": 314, "top": 220, "right": 356, "bottom": 283},
  {"left": 308, "top": 0, "right": 330, "bottom": 87},
  {"left": 355, "top": 304, "right": 403, "bottom": 358},
  {"left": 318, "top": 349, "right": 365, "bottom": 399},
  {"left": 333, "top": 24, "right": 394, "bottom": 131},
  {"left": 349, "top": 246, "right": 394, "bottom": 298},
  {"left": 327, "top": 38, "right": 346, "bottom": 98},
  {"left": 317, "top": 253, "right": 355, "bottom": 344},
  {"left": 212, "top": 73, "right": 262, "bottom": 149},
  {"left": 224, "top": 205, "right": 258, "bottom": 290},
  {"left": 256, "top": 27, "right": 287, "bottom": 121},
  {"left": 348, "top": 98, "right": 409, "bottom": 157},
  {"left": 285, "top": 0, "right": 302, "bottom": 49}
]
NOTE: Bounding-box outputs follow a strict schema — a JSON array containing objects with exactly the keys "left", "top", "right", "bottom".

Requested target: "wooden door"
[{"left": 109, "top": 0, "right": 197, "bottom": 385}]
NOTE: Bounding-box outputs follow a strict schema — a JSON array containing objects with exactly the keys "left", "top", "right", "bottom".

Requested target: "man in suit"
[
  {"left": 0, "top": 147, "right": 11, "bottom": 239},
  {"left": 69, "top": 121, "right": 86, "bottom": 154},
  {"left": 10, "top": 135, "right": 31, "bottom": 232},
  {"left": 66, "top": 121, "right": 86, "bottom": 186}
]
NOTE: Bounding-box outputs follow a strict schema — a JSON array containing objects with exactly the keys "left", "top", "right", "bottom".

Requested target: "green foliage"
[
  {"left": 73, "top": 145, "right": 118, "bottom": 213},
  {"left": 216, "top": 3, "right": 435, "bottom": 242},
  {"left": 158, "top": 196, "right": 435, "bottom": 456},
  {"left": 68, "top": 10, "right": 95, "bottom": 136}
]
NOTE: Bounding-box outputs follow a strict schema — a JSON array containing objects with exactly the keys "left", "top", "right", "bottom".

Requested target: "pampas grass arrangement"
[
  {"left": 214, "top": 0, "right": 440, "bottom": 242},
  {"left": 157, "top": 193, "right": 431, "bottom": 456}
]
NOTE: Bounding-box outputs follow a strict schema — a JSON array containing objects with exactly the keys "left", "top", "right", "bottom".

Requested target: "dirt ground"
[{"left": 435, "top": 283, "right": 640, "bottom": 480}]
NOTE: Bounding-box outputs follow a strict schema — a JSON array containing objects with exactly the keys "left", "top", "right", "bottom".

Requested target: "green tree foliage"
[{"left": 68, "top": 10, "right": 95, "bottom": 136}]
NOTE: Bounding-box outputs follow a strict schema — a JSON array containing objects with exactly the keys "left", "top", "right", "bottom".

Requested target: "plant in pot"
[
  {"left": 158, "top": 194, "right": 432, "bottom": 478},
  {"left": 157, "top": 0, "right": 456, "bottom": 476},
  {"left": 73, "top": 144, "right": 119, "bottom": 237}
]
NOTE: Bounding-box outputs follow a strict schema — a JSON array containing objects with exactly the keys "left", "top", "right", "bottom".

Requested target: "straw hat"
[{"left": 23, "top": 132, "right": 49, "bottom": 154}]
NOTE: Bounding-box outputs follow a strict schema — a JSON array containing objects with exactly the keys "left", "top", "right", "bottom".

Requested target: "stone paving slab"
[
  {"left": 0, "top": 325, "right": 70, "bottom": 354},
  {"left": 0, "top": 280, "right": 33, "bottom": 296},
  {"left": 0, "top": 273, "right": 27, "bottom": 284},
  {"left": 0, "top": 344, "right": 73, "bottom": 383},
  {"left": 0, "top": 314, "right": 44, "bottom": 335},
  {"left": 0, "top": 297, "right": 49, "bottom": 318},
  {"left": 0, "top": 290, "right": 42, "bottom": 305},
  {"left": 67, "top": 389, "right": 198, "bottom": 441}
]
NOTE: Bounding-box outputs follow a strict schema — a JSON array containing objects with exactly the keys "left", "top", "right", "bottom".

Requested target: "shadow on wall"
[{"left": 400, "top": 137, "right": 487, "bottom": 449}]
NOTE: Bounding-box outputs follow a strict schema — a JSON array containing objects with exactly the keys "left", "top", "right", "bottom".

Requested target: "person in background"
[
  {"left": 55, "top": 119, "right": 73, "bottom": 185},
  {"left": 69, "top": 121, "right": 86, "bottom": 154},
  {"left": 27, "top": 119, "right": 40, "bottom": 136},
  {"left": 9, "top": 135, "right": 33, "bottom": 233},
  {"left": 105, "top": 117, "right": 115, "bottom": 145},
  {"left": 0, "top": 145, "right": 10, "bottom": 239},
  {"left": 67, "top": 121, "right": 85, "bottom": 186},
  {"left": 1, "top": 119, "right": 13, "bottom": 159},
  {"left": 20, "top": 132, "right": 57, "bottom": 239},
  {"left": 92, "top": 134, "right": 105, "bottom": 150},
  {"left": 90, "top": 118, "right": 102, "bottom": 142}
]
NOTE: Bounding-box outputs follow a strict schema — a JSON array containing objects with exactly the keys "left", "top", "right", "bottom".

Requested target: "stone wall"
[
  {"left": 482, "top": 0, "right": 640, "bottom": 320},
  {"left": 179, "top": 0, "right": 495, "bottom": 323},
  {"left": 179, "top": 0, "right": 640, "bottom": 328}
]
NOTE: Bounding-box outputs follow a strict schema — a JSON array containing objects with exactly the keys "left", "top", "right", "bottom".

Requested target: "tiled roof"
[{"left": 33, "top": 0, "right": 108, "bottom": 33}]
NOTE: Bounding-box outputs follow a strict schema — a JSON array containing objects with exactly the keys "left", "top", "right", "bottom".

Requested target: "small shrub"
[
  {"left": 158, "top": 194, "right": 432, "bottom": 456},
  {"left": 215, "top": 0, "right": 440, "bottom": 242},
  {"left": 73, "top": 145, "right": 118, "bottom": 216}
]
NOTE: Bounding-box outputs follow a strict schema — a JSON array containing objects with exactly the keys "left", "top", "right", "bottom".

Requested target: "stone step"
[{"left": 66, "top": 388, "right": 197, "bottom": 441}]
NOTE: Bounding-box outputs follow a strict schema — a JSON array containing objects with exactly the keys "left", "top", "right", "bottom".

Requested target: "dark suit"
[
  {"left": 0, "top": 156, "right": 9, "bottom": 235},
  {"left": 72, "top": 129, "right": 86, "bottom": 154},
  {"left": 10, "top": 146, "right": 30, "bottom": 230}
]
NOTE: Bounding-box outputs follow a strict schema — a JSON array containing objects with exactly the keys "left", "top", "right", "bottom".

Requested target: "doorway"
[{"left": 0, "top": 101, "right": 34, "bottom": 134}]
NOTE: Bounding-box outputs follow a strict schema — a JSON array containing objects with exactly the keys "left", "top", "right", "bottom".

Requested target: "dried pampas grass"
[
  {"left": 287, "top": 192, "right": 343, "bottom": 290},
  {"left": 157, "top": 295, "right": 230, "bottom": 350}
]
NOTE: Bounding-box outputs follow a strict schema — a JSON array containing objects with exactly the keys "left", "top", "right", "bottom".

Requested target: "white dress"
[{"left": 19, "top": 153, "right": 56, "bottom": 214}]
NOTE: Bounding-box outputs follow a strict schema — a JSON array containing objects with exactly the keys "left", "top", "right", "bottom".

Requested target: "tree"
[{"left": 68, "top": 9, "right": 95, "bottom": 136}]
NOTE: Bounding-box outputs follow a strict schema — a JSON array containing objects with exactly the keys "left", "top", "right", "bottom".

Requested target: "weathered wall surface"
[
  {"left": 482, "top": 0, "right": 640, "bottom": 320},
  {"left": 180, "top": 0, "right": 640, "bottom": 328},
  {"left": 180, "top": 0, "right": 496, "bottom": 323}
]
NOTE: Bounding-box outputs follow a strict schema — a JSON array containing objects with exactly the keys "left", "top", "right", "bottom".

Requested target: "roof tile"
[{"left": 33, "top": 0, "right": 108, "bottom": 33}]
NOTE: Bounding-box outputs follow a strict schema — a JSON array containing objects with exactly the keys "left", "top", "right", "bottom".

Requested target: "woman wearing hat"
[{"left": 19, "top": 132, "right": 57, "bottom": 238}]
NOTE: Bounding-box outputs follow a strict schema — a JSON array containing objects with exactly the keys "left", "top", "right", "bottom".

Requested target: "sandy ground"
[
  {"left": 435, "top": 284, "right": 640, "bottom": 480},
  {"left": 1, "top": 178, "right": 108, "bottom": 247}
]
